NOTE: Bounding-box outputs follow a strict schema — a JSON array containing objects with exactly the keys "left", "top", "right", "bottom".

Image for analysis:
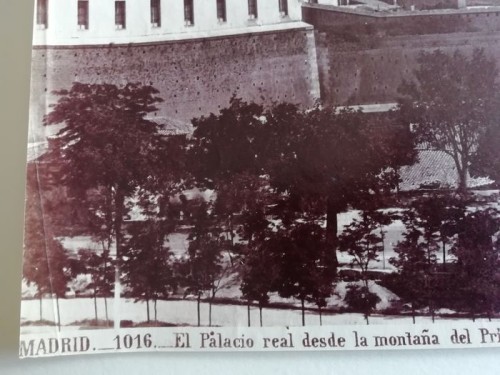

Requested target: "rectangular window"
[
  {"left": 184, "top": 0, "right": 194, "bottom": 26},
  {"left": 248, "top": 0, "right": 258, "bottom": 19},
  {"left": 115, "top": 1, "right": 126, "bottom": 29},
  {"left": 151, "top": 0, "right": 161, "bottom": 27},
  {"left": 36, "top": 0, "right": 48, "bottom": 28},
  {"left": 78, "top": 0, "right": 89, "bottom": 30},
  {"left": 279, "top": 0, "right": 288, "bottom": 16},
  {"left": 216, "top": 0, "right": 226, "bottom": 22}
]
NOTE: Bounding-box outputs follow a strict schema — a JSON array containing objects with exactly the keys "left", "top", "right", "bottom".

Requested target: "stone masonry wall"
[
  {"left": 303, "top": 5, "right": 500, "bottom": 33},
  {"left": 29, "top": 26, "right": 320, "bottom": 142},
  {"left": 303, "top": 5, "right": 500, "bottom": 106},
  {"left": 315, "top": 31, "right": 500, "bottom": 106}
]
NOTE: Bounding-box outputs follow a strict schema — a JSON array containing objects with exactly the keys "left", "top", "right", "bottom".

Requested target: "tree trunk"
[
  {"left": 301, "top": 298, "right": 306, "bottom": 327},
  {"left": 227, "top": 215, "right": 235, "bottom": 267},
  {"left": 365, "top": 313, "right": 369, "bottom": 325},
  {"left": 102, "top": 253, "right": 110, "bottom": 326},
  {"left": 104, "top": 297, "right": 109, "bottom": 327},
  {"left": 197, "top": 294, "right": 201, "bottom": 327},
  {"left": 364, "top": 276, "right": 370, "bottom": 290},
  {"left": 55, "top": 295, "right": 61, "bottom": 332},
  {"left": 395, "top": 167, "right": 400, "bottom": 197},
  {"left": 457, "top": 165, "right": 468, "bottom": 195},
  {"left": 39, "top": 294, "right": 43, "bottom": 321},
  {"left": 319, "top": 306, "right": 323, "bottom": 326},
  {"left": 412, "top": 304, "right": 416, "bottom": 325},
  {"left": 326, "top": 195, "right": 340, "bottom": 268},
  {"left": 209, "top": 300, "right": 213, "bottom": 327},
  {"left": 154, "top": 298, "right": 158, "bottom": 323},
  {"left": 113, "top": 189, "right": 125, "bottom": 329},
  {"left": 442, "top": 241, "right": 446, "bottom": 269},
  {"left": 381, "top": 229, "right": 386, "bottom": 269},
  {"left": 113, "top": 249, "right": 121, "bottom": 329},
  {"left": 426, "top": 238, "right": 432, "bottom": 265},
  {"left": 146, "top": 298, "right": 150, "bottom": 323},
  {"left": 247, "top": 302, "right": 251, "bottom": 327},
  {"left": 93, "top": 290, "right": 98, "bottom": 323},
  {"left": 259, "top": 304, "right": 263, "bottom": 327}
]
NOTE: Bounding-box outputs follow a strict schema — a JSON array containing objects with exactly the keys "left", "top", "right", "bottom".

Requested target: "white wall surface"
[{"left": 32, "top": 0, "right": 305, "bottom": 45}]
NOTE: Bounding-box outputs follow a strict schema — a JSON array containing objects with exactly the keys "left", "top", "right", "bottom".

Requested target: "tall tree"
[
  {"left": 338, "top": 210, "right": 387, "bottom": 288},
  {"left": 240, "top": 244, "right": 276, "bottom": 327},
  {"left": 365, "top": 111, "right": 418, "bottom": 196},
  {"left": 190, "top": 97, "right": 266, "bottom": 183},
  {"left": 390, "top": 194, "right": 467, "bottom": 322},
  {"left": 181, "top": 202, "right": 227, "bottom": 327},
  {"left": 308, "top": 271, "right": 336, "bottom": 326},
  {"left": 270, "top": 222, "right": 336, "bottom": 326},
  {"left": 122, "top": 220, "right": 175, "bottom": 323},
  {"left": 472, "top": 117, "right": 500, "bottom": 184},
  {"left": 23, "top": 162, "right": 70, "bottom": 329},
  {"left": 23, "top": 231, "right": 69, "bottom": 329},
  {"left": 344, "top": 284, "right": 380, "bottom": 325},
  {"left": 391, "top": 227, "right": 436, "bottom": 324},
  {"left": 239, "top": 197, "right": 276, "bottom": 327},
  {"left": 337, "top": 210, "right": 391, "bottom": 324},
  {"left": 44, "top": 82, "right": 166, "bottom": 328},
  {"left": 74, "top": 249, "right": 113, "bottom": 325},
  {"left": 189, "top": 98, "right": 270, "bottom": 256},
  {"left": 408, "top": 194, "right": 465, "bottom": 267},
  {"left": 399, "top": 49, "right": 499, "bottom": 193},
  {"left": 452, "top": 209, "right": 500, "bottom": 321},
  {"left": 191, "top": 99, "right": 408, "bottom": 270},
  {"left": 265, "top": 106, "right": 408, "bottom": 267}
]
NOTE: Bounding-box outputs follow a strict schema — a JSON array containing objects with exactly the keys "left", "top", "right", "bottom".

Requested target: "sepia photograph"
[{"left": 20, "top": 0, "right": 500, "bottom": 357}]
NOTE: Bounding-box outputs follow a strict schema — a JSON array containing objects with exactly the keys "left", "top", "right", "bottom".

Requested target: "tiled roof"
[
  {"left": 399, "top": 149, "right": 459, "bottom": 191},
  {"left": 155, "top": 117, "right": 193, "bottom": 135}
]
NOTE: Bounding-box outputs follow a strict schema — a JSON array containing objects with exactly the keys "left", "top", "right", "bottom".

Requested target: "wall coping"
[
  {"left": 33, "top": 21, "right": 313, "bottom": 48},
  {"left": 303, "top": 3, "right": 500, "bottom": 18}
]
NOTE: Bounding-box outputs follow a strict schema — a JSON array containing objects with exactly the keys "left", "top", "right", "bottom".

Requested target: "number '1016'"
[{"left": 113, "top": 334, "right": 152, "bottom": 350}]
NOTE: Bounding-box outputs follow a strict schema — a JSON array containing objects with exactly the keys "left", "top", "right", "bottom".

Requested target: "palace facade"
[{"left": 32, "top": 0, "right": 313, "bottom": 46}]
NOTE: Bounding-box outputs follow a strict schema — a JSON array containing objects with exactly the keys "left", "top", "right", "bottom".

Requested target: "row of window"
[{"left": 36, "top": 0, "right": 289, "bottom": 30}]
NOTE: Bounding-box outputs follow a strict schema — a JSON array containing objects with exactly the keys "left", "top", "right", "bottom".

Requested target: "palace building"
[
  {"left": 29, "top": 0, "right": 500, "bottom": 191},
  {"left": 30, "top": 0, "right": 326, "bottom": 143}
]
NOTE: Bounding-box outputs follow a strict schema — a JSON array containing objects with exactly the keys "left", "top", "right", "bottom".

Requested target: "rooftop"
[{"left": 303, "top": 2, "right": 500, "bottom": 17}]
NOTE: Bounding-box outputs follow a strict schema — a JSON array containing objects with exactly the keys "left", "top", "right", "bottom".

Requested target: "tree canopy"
[
  {"left": 45, "top": 82, "right": 165, "bottom": 193},
  {"left": 399, "top": 49, "right": 500, "bottom": 192},
  {"left": 44, "top": 82, "right": 170, "bottom": 328},
  {"left": 190, "top": 99, "right": 414, "bottom": 268}
]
